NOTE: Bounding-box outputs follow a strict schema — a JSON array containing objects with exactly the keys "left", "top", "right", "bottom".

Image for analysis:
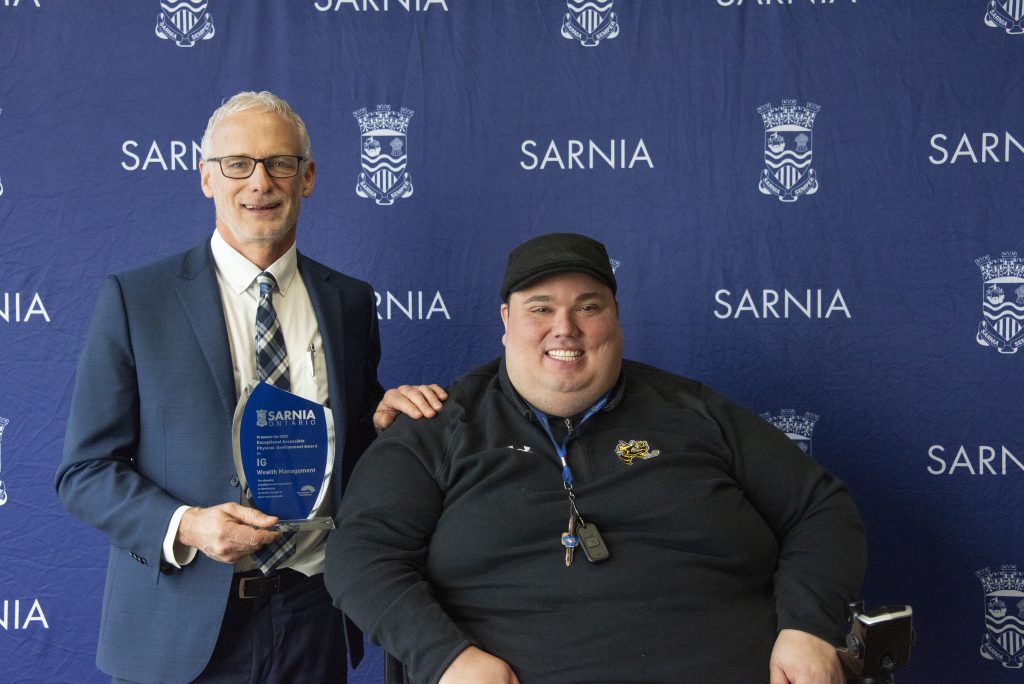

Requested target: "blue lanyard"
[{"left": 530, "top": 393, "right": 610, "bottom": 489}]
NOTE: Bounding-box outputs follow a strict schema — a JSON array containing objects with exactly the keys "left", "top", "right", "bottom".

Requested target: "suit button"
[{"left": 230, "top": 475, "right": 239, "bottom": 487}]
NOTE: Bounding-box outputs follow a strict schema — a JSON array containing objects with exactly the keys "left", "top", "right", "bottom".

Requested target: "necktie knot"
[{"left": 257, "top": 272, "right": 278, "bottom": 298}]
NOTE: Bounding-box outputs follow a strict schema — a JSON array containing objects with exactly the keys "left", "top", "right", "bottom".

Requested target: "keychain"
[
  {"left": 562, "top": 491, "right": 610, "bottom": 564},
  {"left": 561, "top": 505, "right": 578, "bottom": 567}
]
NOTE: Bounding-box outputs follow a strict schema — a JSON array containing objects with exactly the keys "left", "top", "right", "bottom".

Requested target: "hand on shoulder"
[{"left": 373, "top": 383, "right": 448, "bottom": 431}]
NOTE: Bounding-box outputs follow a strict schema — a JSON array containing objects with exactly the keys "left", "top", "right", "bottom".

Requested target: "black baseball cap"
[{"left": 501, "top": 233, "right": 616, "bottom": 301}]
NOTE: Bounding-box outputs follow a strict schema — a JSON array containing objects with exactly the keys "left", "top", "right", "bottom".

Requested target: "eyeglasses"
[{"left": 206, "top": 155, "right": 307, "bottom": 179}]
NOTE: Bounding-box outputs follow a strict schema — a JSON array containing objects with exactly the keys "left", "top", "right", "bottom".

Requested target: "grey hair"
[{"left": 200, "top": 91, "right": 312, "bottom": 159}]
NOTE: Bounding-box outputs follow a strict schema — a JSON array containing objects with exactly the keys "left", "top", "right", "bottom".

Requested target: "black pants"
[{"left": 196, "top": 570, "right": 346, "bottom": 684}]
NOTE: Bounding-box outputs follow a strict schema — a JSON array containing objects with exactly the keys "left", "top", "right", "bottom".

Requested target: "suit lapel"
[
  {"left": 175, "top": 242, "right": 237, "bottom": 421},
  {"left": 299, "top": 254, "right": 349, "bottom": 426}
]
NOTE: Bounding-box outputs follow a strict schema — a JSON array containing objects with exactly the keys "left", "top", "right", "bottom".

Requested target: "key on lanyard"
[
  {"left": 561, "top": 503, "right": 578, "bottom": 567},
  {"left": 567, "top": 491, "right": 610, "bottom": 564},
  {"left": 532, "top": 394, "right": 612, "bottom": 567}
]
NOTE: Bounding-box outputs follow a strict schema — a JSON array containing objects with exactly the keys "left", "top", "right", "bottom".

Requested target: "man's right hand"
[
  {"left": 373, "top": 383, "right": 448, "bottom": 432},
  {"left": 177, "top": 503, "right": 281, "bottom": 564},
  {"left": 438, "top": 646, "right": 519, "bottom": 684}
]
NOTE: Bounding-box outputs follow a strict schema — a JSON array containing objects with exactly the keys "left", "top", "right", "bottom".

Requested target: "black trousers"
[{"left": 196, "top": 570, "right": 347, "bottom": 684}]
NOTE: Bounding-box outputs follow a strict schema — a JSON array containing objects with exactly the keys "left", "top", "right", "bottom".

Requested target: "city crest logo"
[
  {"left": 975, "top": 252, "right": 1024, "bottom": 354},
  {"left": 761, "top": 409, "right": 819, "bottom": 457},
  {"left": 354, "top": 105, "right": 414, "bottom": 206},
  {"left": 156, "top": 1, "right": 215, "bottom": 47},
  {"left": 986, "top": 1, "right": 1024, "bottom": 35},
  {"left": 561, "top": 0, "right": 619, "bottom": 47},
  {"left": 256, "top": 410, "right": 268, "bottom": 428},
  {"left": 976, "top": 566, "right": 1024, "bottom": 669},
  {"left": 758, "top": 100, "right": 819, "bottom": 202},
  {"left": 0, "top": 416, "right": 9, "bottom": 506}
]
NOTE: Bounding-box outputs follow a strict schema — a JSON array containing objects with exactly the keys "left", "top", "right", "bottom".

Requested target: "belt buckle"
[{"left": 237, "top": 574, "right": 280, "bottom": 599}]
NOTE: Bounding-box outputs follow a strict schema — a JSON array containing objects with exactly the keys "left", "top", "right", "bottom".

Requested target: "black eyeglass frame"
[{"left": 205, "top": 155, "right": 308, "bottom": 179}]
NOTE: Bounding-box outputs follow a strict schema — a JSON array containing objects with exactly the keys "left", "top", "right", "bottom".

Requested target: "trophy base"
[{"left": 269, "top": 517, "right": 335, "bottom": 532}]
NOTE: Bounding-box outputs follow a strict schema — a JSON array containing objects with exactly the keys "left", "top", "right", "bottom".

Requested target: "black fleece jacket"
[{"left": 326, "top": 358, "right": 866, "bottom": 684}]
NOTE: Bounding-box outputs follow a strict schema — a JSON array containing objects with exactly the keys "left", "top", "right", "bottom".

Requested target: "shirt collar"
[{"left": 210, "top": 230, "right": 299, "bottom": 296}]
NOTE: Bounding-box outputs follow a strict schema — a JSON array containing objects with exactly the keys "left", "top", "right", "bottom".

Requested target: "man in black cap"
[{"left": 326, "top": 233, "right": 865, "bottom": 684}]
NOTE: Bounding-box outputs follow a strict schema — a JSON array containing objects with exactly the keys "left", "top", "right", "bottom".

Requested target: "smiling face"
[
  {"left": 501, "top": 271, "right": 624, "bottom": 418},
  {"left": 199, "top": 109, "right": 315, "bottom": 266}
]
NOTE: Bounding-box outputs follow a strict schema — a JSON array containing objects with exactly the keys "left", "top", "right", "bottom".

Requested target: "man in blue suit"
[{"left": 56, "top": 91, "right": 441, "bottom": 683}]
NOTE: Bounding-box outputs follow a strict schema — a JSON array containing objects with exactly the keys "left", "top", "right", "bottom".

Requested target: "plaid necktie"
[
  {"left": 252, "top": 272, "right": 296, "bottom": 573},
  {"left": 255, "top": 272, "right": 290, "bottom": 392}
]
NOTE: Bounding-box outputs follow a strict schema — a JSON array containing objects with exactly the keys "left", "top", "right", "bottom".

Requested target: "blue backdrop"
[{"left": 1, "top": 1, "right": 1022, "bottom": 682}]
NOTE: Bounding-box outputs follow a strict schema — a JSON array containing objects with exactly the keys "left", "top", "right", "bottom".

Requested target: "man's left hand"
[
  {"left": 373, "top": 384, "right": 448, "bottom": 431},
  {"left": 769, "top": 629, "right": 844, "bottom": 684}
]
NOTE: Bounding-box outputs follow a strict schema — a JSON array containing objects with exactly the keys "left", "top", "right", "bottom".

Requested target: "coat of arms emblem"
[
  {"left": 760, "top": 410, "right": 819, "bottom": 458},
  {"left": 155, "top": 1, "right": 215, "bottom": 47},
  {"left": 986, "top": 1, "right": 1024, "bottom": 35},
  {"left": 561, "top": 0, "right": 620, "bottom": 47},
  {"left": 976, "top": 566, "right": 1024, "bottom": 668},
  {"left": 354, "top": 106, "right": 414, "bottom": 206},
  {"left": 758, "top": 100, "right": 819, "bottom": 203},
  {"left": 975, "top": 252, "right": 1024, "bottom": 354}
]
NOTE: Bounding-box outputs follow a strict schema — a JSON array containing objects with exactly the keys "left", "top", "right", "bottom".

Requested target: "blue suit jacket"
[{"left": 57, "top": 241, "right": 382, "bottom": 683}]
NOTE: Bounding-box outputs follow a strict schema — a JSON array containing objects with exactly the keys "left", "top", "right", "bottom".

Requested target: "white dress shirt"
[{"left": 162, "top": 230, "right": 333, "bottom": 576}]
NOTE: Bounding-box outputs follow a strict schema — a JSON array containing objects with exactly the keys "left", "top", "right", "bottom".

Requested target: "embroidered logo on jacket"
[{"left": 616, "top": 440, "right": 660, "bottom": 465}]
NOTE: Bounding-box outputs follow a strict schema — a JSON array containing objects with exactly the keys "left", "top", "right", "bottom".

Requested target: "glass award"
[{"left": 232, "top": 382, "right": 335, "bottom": 531}]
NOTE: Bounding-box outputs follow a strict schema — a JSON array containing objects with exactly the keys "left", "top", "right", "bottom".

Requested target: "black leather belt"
[{"left": 232, "top": 568, "right": 308, "bottom": 599}]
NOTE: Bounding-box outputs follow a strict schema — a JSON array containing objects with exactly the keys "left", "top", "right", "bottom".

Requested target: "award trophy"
[{"left": 232, "top": 383, "right": 335, "bottom": 532}]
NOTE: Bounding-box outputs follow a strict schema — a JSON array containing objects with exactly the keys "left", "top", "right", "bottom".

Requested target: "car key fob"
[{"left": 577, "top": 522, "right": 610, "bottom": 563}]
